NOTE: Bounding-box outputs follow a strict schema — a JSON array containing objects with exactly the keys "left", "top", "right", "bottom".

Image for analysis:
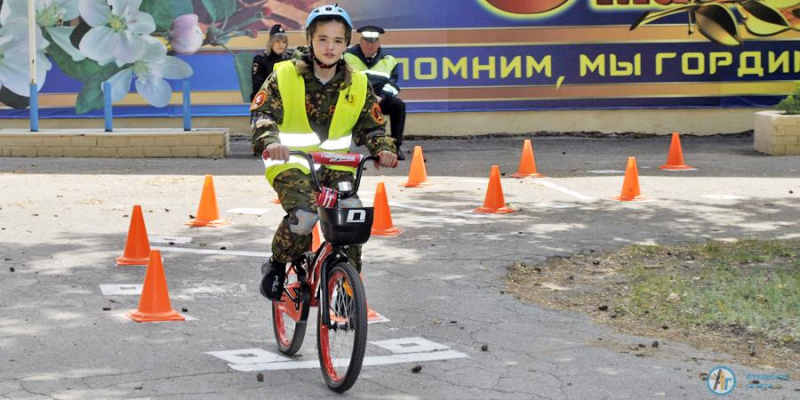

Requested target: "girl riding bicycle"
[{"left": 250, "top": 4, "right": 399, "bottom": 301}]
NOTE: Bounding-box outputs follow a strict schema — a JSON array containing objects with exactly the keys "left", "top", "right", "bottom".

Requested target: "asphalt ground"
[{"left": 0, "top": 134, "right": 798, "bottom": 399}]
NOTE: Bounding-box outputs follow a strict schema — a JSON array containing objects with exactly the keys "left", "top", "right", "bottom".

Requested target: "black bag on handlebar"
[{"left": 318, "top": 206, "right": 374, "bottom": 246}]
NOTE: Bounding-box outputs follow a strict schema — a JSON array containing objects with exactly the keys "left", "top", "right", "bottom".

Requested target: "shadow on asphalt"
[{"left": 0, "top": 134, "right": 797, "bottom": 178}]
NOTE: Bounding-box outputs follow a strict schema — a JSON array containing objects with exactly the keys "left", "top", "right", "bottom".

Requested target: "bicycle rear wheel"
[
  {"left": 317, "top": 261, "right": 367, "bottom": 393},
  {"left": 272, "top": 266, "right": 309, "bottom": 355}
]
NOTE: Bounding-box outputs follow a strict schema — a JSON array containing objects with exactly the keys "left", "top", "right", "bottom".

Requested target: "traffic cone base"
[
  {"left": 510, "top": 171, "right": 545, "bottom": 178},
  {"left": 371, "top": 226, "right": 404, "bottom": 236},
  {"left": 659, "top": 164, "right": 696, "bottom": 171},
  {"left": 185, "top": 218, "right": 230, "bottom": 227},
  {"left": 367, "top": 307, "right": 390, "bottom": 323},
  {"left": 186, "top": 175, "right": 230, "bottom": 227},
  {"left": 117, "top": 205, "right": 151, "bottom": 266},
  {"left": 116, "top": 255, "right": 150, "bottom": 266},
  {"left": 126, "top": 250, "right": 184, "bottom": 323},
  {"left": 401, "top": 146, "right": 429, "bottom": 188},
  {"left": 371, "top": 182, "right": 404, "bottom": 236},
  {"left": 511, "top": 139, "right": 545, "bottom": 179},
  {"left": 613, "top": 194, "right": 649, "bottom": 201},
  {"left": 473, "top": 165, "right": 516, "bottom": 214},
  {"left": 126, "top": 309, "right": 185, "bottom": 323},
  {"left": 473, "top": 205, "right": 516, "bottom": 213},
  {"left": 660, "top": 132, "right": 695, "bottom": 171}
]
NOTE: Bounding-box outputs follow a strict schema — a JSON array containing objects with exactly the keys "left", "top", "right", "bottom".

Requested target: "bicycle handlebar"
[{"left": 262, "top": 150, "right": 377, "bottom": 200}]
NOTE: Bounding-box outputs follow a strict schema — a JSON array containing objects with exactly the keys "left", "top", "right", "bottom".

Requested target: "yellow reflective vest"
[{"left": 264, "top": 61, "right": 368, "bottom": 185}]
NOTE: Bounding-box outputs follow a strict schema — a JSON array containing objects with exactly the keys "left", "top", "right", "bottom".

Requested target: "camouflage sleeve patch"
[
  {"left": 370, "top": 102, "right": 385, "bottom": 125},
  {"left": 250, "top": 90, "right": 268, "bottom": 111}
]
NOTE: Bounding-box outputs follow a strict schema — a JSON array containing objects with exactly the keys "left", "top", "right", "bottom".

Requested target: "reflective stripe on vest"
[
  {"left": 265, "top": 61, "right": 368, "bottom": 185},
  {"left": 344, "top": 53, "right": 398, "bottom": 76}
]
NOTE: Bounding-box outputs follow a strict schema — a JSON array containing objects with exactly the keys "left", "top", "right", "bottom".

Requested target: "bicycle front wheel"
[
  {"left": 272, "top": 266, "right": 309, "bottom": 355},
  {"left": 317, "top": 262, "right": 368, "bottom": 393}
]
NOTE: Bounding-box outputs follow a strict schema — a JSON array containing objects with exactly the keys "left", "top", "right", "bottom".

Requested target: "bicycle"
[{"left": 262, "top": 150, "right": 375, "bottom": 393}]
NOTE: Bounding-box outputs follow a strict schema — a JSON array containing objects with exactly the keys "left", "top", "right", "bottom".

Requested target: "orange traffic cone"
[
  {"left": 126, "top": 250, "right": 185, "bottom": 323},
  {"left": 371, "top": 182, "right": 404, "bottom": 236},
  {"left": 511, "top": 139, "right": 544, "bottom": 178},
  {"left": 116, "top": 205, "right": 151, "bottom": 266},
  {"left": 400, "top": 146, "right": 429, "bottom": 188},
  {"left": 474, "top": 165, "right": 515, "bottom": 213},
  {"left": 311, "top": 222, "right": 322, "bottom": 251},
  {"left": 614, "top": 157, "right": 647, "bottom": 201},
  {"left": 186, "top": 175, "right": 230, "bottom": 227},
  {"left": 659, "top": 132, "right": 695, "bottom": 171}
]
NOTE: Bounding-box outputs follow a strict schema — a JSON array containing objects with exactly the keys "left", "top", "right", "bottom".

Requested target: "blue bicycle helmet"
[{"left": 305, "top": 4, "right": 353, "bottom": 31}]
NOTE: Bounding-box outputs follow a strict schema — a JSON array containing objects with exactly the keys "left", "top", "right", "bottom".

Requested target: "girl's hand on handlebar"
[
  {"left": 375, "top": 150, "right": 398, "bottom": 169},
  {"left": 264, "top": 143, "right": 290, "bottom": 162}
]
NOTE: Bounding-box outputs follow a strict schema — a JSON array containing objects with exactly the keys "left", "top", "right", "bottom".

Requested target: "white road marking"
[
  {"left": 150, "top": 235, "right": 192, "bottom": 244},
  {"left": 534, "top": 179, "right": 595, "bottom": 201},
  {"left": 370, "top": 337, "right": 450, "bottom": 354},
  {"left": 206, "top": 348, "right": 291, "bottom": 364},
  {"left": 100, "top": 284, "right": 142, "bottom": 296},
  {"left": 210, "top": 337, "right": 468, "bottom": 372},
  {"left": 230, "top": 350, "right": 469, "bottom": 372},
  {"left": 152, "top": 246, "right": 271, "bottom": 258},
  {"left": 227, "top": 208, "right": 270, "bottom": 215},
  {"left": 700, "top": 194, "right": 744, "bottom": 200},
  {"left": 588, "top": 170, "right": 624, "bottom": 174}
]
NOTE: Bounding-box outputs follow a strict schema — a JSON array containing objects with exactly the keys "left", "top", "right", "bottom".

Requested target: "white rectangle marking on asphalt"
[
  {"left": 230, "top": 350, "right": 469, "bottom": 372},
  {"left": 207, "top": 348, "right": 291, "bottom": 365},
  {"left": 153, "top": 246, "right": 271, "bottom": 258},
  {"left": 150, "top": 236, "right": 193, "bottom": 244},
  {"left": 227, "top": 208, "right": 269, "bottom": 215},
  {"left": 587, "top": 170, "right": 624, "bottom": 174},
  {"left": 100, "top": 284, "right": 142, "bottom": 296},
  {"left": 370, "top": 337, "right": 451, "bottom": 354},
  {"left": 534, "top": 179, "right": 595, "bottom": 201}
]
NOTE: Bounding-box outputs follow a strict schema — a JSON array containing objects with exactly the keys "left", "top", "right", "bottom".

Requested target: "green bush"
[{"left": 777, "top": 83, "right": 800, "bottom": 115}]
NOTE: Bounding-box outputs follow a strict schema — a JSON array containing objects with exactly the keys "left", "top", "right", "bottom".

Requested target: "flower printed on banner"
[
  {"left": 0, "top": 19, "right": 51, "bottom": 98},
  {"left": 0, "top": 0, "right": 320, "bottom": 112},
  {"left": 104, "top": 36, "right": 193, "bottom": 107},
  {"left": 78, "top": 0, "right": 156, "bottom": 67}
]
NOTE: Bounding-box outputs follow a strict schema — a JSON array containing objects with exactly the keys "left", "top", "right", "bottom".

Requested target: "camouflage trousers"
[{"left": 270, "top": 168, "right": 362, "bottom": 271}]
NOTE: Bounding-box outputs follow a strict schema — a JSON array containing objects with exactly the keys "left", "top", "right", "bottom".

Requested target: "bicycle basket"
[{"left": 317, "top": 206, "right": 374, "bottom": 246}]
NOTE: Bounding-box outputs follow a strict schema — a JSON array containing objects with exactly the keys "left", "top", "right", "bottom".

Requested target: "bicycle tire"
[
  {"left": 316, "top": 261, "right": 368, "bottom": 393},
  {"left": 272, "top": 267, "right": 309, "bottom": 355}
]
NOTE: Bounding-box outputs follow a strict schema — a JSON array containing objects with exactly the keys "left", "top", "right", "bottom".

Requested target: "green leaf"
[
  {"left": 232, "top": 52, "right": 255, "bottom": 103},
  {"left": 695, "top": 3, "right": 742, "bottom": 46},
  {"left": 75, "top": 65, "right": 124, "bottom": 114},
  {"left": 140, "top": 0, "right": 194, "bottom": 32},
  {"left": 0, "top": 87, "right": 31, "bottom": 109},
  {"left": 200, "top": 0, "right": 237, "bottom": 22},
  {"left": 42, "top": 29, "right": 103, "bottom": 82},
  {"left": 740, "top": 0, "right": 790, "bottom": 36},
  {"left": 75, "top": 80, "right": 106, "bottom": 115}
]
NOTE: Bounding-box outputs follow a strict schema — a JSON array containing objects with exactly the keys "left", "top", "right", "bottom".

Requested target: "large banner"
[{"left": 0, "top": 0, "right": 797, "bottom": 119}]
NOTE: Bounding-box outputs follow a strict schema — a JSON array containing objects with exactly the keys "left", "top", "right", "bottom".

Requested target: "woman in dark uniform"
[{"left": 250, "top": 24, "right": 290, "bottom": 101}]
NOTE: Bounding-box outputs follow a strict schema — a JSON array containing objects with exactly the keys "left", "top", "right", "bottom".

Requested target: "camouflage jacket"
[{"left": 250, "top": 46, "right": 395, "bottom": 155}]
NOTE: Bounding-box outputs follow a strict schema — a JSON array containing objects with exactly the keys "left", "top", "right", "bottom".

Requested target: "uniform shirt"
[
  {"left": 345, "top": 45, "right": 401, "bottom": 100},
  {"left": 251, "top": 46, "right": 395, "bottom": 156},
  {"left": 250, "top": 50, "right": 290, "bottom": 101}
]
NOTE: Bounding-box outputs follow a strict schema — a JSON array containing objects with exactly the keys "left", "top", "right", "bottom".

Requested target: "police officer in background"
[
  {"left": 251, "top": 24, "right": 290, "bottom": 102},
  {"left": 345, "top": 25, "right": 406, "bottom": 160}
]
